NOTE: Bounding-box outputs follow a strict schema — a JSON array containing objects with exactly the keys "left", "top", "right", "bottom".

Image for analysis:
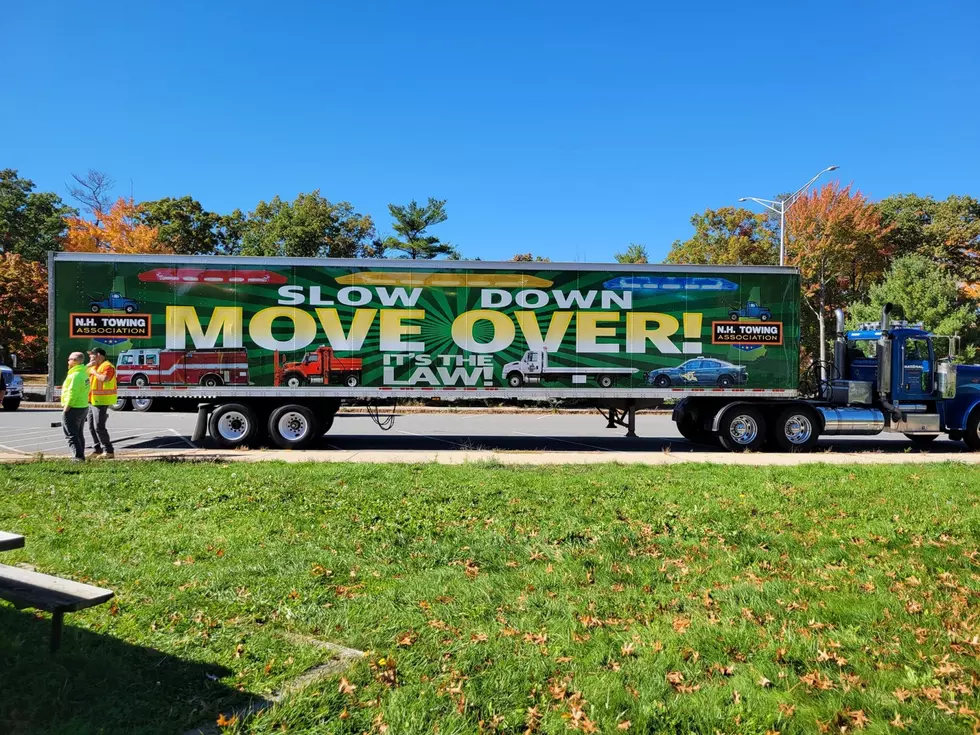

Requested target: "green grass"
[{"left": 1, "top": 461, "right": 979, "bottom": 734}]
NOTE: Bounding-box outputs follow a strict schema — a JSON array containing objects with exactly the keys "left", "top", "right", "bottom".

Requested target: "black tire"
[
  {"left": 283, "top": 372, "right": 306, "bottom": 388},
  {"left": 507, "top": 372, "right": 523, "bottom": 388},
  {"left": 965, "top": 410, "right": 980, "bottom": 451},
  {"left": 208, "top": 403, "right": 257, "bottom": 448},
  {"left": 676, "top": 413, "right": 716, "bottom": 447},
  {"left": 132, "top": 374, "right": 149, "bottom": 387},
  {"left": 2, "top": 399, "right": 21, "bottom": 411},
  {"left": 125, "top": 305, "right": 136, "bottom": 313},
  {"left": 728, "top": 312, "right": 739, "bottom": 321},
  {"left": 132, "top": 397, "right": 154, "bottom": 412},
  {"left": 717, "top": 405, "right": 767, "bottom": 452},
  {"left": 717, "top": 375, "right": 734, "bottom": 388},
  {"left": 760, "top": 313, "right": 770, "bottom": 322},
  {"left": 109, "top": 397, "right": 131, "bottom": 412},
  {"left": 316, "top": 412, "right": 335, "bottom": 436},
  {"left": 653, "top": 374, "right": 671, "bottom": 388},
  {"left": 200, "top": 374, "right": 223, "bottom": 388},
  {"left": 268, "top": 404, "right": 317, "bottom": 449},
  {"left": 90, "top": 305, "right": 101, "bottom": 313},
  {"left": 597, "top": 374, "right": 614, "bottom": 389},
  {"left": 771, "top": 405, "right": 820, "bottom": 453},
  {"left": 344, "top": 373, "right": 360, "bottom": 388},
  {"left": 905, "top": 433, "right": 938, "bottom": 449}
]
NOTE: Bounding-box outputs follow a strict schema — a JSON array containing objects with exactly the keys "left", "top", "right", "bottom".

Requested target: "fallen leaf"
[
  {"left": 621, "top": 642, "right": 636, "bottom": 657},
  {"left": 672, "top": 617, "right": 691, "bottom": 634},
  {"left": 617, "top": 721, "right": 631, "bottom": 730},
  {"left": 338, "top": 677, "right": 356, "bottom": 695},
  {"left": 846, "top": 709, "right": 869, "bottom": 729},
  {"left": 216, "top": 713, "right": 238, "bottom": 727},
  {"left": 893, "top": 688, "right": 913, "bottom": 702},
  {"left": 758, "top": 676, "right": 772, "bottom": 688},
  {"left": 889, "top": 713, "right": 905, "bottom": 729},
  {"left": 778, "top": 703, "right": 796, "bottom": 718},
  {"left": 396, "top": 633, "right": 416, "bottom": 647}
]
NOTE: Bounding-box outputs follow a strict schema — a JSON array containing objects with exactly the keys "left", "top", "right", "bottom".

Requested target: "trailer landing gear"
[{"left": 602, "top": 401, "right": 637, "bottom": 438}]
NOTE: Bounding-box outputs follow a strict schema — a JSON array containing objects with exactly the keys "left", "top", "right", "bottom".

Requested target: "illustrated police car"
[
  {"left": 645, "top": 358, "right": 747, "bottom": 388},
  {"left": 1, "top": 364, "right": 24, "bottom": 411}
]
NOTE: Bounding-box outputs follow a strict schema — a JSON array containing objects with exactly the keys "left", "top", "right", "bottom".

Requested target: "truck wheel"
[
  {"left": 344, "top": 373, "right": 360, "bottom": 388},
  {"left": 90, "top": 305, "right": 101, "bottom": 313},
  {"left": 717, "top": 375, "right": 734, "bottom": 387},
  {"left": 209, "top": 403, "right": 257, "bottom": 448},
  {"left": 132, "top": 374, "right": 149, "bottom": 387},
  {"left": 125, "top": 305, "right": 136, "bottom": 313},
  {"left": 507, "top": 372, "right": 523, "bottom": 388},
  {"left": 728, "top": 311, "right": 739, "bottom": 321},
  {"left": 283, "top": 372, "right": 306, "bottom": 388},
  {"left": 200, "top": 374, "right": 223, "bottom": 388},
  {"left": 653, "top": 374, "right": 671, "bottom": 388},
  {"left": 268, "top": 404, "right": 316, "bottom": 449},
  {"left": 2, "top": 398, "right": 21, "bottom": 411},
  {"left": 676, "top": 413, "right": 715, "bottom": 446},
  {"left": 132, "top": 397, "right": 154, "bottom": 412},
  {"left": 905, "top": 433, "right": 938, "bottom": 448},
  {"left": 771, "top": 406, "right": 820, "bottom": 452},
  {"left": 109, "top": 397, "right": 131, "bottom": 411},
  {"left": 760, "top": 313, "right": 770, "bottom": 322},
  {"left": 965, "top": 411, "right": 980, "bottom": 451},
  {"left": 597, "top": 374, "right": 614, "bottom": 388},
  {"left": 717, "top": 405, "right": 766, "bottom": 452},
  {"left": 316, "top": 412, "right": 335, "bottom": 436}
]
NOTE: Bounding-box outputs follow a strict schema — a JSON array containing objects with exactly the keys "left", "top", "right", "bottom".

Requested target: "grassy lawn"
[{"left": 1, "top": 461, "right": 979, "bottom": 734}]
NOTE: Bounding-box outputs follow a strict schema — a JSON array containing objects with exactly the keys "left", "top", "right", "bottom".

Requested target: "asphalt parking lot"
[{"left": 0, "top": 406, "right": 973, "bottom": 459}]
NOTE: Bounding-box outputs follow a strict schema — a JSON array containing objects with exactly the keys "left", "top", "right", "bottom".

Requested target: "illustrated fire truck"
[
  {"left": 117, "top": 348, "right": 250, "bottom": 387},
  {"left": 274, "top": 346, "right": 363, "bottom": 388}
]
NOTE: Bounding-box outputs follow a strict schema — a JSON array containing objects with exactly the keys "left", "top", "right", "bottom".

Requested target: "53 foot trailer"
[{"left": 48, "top": 254, "right": 980, "bottom": 451}]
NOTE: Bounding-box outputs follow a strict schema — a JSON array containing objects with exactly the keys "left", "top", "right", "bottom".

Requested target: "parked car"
[
  {"left": 1, "top": 365, "right": 23, "bottom": 410},
  {"left": 728, "top": 301, "right": 771, "bottom": 321},
  {"left": 646, "top": 358, "right": 748, "bottom": 388}
]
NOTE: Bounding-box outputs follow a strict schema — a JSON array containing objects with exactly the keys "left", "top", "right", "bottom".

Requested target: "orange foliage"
[{"left": 65, "top": 197, "right": 171, "bottom": 254}]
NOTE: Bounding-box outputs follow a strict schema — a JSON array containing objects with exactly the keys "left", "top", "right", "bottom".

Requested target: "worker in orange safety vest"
[{"left": 87, "top": 347, "right": 117, "bottom": 458}]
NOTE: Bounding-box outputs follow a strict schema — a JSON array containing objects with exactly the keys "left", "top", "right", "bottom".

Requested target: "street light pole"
[{"left": 739, "top": 165, "right": 839, "bottom": 266}]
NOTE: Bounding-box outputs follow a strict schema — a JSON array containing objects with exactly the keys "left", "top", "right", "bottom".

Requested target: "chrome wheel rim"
[
  {"left": 286, "top": 376, "right": 302, "bottom": 388},
  {"left": 729, "top": 414, "right": 759, "bottom": 444},
  {"left": 784, "top": 414, "right": 813, "bottom": 444},
  {"left": 277, "top": 411, "right": 310, "bottom": 442},
  {"left": 345, "top": 375, "right": 358, "bottom": 387},
  {"left": 217, "top": 411, "right": 249, "bottom": 441}
]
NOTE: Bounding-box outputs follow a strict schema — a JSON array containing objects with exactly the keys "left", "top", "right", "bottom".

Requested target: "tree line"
[{"left": 2, "top": 166, "right": 978, "bottom": 368}]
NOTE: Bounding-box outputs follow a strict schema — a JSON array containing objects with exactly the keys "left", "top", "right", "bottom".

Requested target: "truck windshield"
[{"left": 847, "top": 340, "right": 877, "bottom": 360}]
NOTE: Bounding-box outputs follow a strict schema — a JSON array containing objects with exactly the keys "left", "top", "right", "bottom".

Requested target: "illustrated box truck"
[{"left": 49, "top": 253, "right": 980, "bottom": 452}]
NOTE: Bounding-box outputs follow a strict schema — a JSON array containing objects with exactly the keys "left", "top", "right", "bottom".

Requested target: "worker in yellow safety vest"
[{"left": 87, "top": 347, "right": 117, "bottom": 458}]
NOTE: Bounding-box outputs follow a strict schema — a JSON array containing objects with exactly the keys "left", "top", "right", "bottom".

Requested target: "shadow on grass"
[{"left": 0, "top": 605, "right": 243, "bottom": 735}]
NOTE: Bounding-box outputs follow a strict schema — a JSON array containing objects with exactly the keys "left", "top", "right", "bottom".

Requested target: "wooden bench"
[{"left": 0, "top": 563, "right": 114, "bottom": 652}]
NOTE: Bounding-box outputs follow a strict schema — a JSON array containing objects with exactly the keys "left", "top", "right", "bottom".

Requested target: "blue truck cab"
[{"left": 90, "top": 292, "right": 139, "bottom": 313}]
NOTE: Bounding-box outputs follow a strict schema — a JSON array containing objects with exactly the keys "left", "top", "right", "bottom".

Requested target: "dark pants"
[
  {"left": 63, "top": 407, "right": 88, "bottom": 460},
  {"left": 88, "top": 405, "right": 113, "bottom": 453}
]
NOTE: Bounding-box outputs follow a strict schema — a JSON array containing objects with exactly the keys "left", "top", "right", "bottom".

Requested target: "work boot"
[
  {"left": 104, "top": 452, "right": 115, "bottom": 459},
  {"left": 91, "top": 447, "right": 103, "bottom": 457}
]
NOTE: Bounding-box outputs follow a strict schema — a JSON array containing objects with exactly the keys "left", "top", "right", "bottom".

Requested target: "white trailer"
[{"left": 502, "top": 350, "right": 637, "bottom": 388}]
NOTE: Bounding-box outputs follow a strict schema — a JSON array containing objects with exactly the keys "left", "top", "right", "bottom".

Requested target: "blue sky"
[{"left": 4, "top": 0, "right": 979, "bottom": 262}]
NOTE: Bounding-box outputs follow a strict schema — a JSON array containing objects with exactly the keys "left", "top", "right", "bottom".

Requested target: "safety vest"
[{"left": 89, "top": 361, "right": 118, "bottom": 406}]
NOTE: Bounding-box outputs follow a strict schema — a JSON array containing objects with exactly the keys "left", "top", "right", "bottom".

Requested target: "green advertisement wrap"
[{"left": 50, "top": 255, "right": 800, "bottom": 395}]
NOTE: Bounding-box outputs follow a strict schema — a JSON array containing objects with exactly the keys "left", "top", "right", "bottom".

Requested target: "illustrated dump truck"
[
  {"left": 90, "top": 291, "right": 139, "bottom": 313},
  {"left": 275, "top": 347, "right": 364, "bottom": 388},
  {"left": 117, "top": 348, "right": 250, "bottom": 388},
  {"left": 502, "top": 350, "right": 636, "bottom": 387},
  {"left": 48, "top": 253, "right": 980, "bottom": 453}
]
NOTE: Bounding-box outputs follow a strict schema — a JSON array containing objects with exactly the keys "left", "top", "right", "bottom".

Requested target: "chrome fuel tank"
[{"left": 817, "top": 406, "right": 886, "bottom": 435}]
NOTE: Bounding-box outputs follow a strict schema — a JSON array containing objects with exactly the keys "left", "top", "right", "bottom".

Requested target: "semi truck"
[{"left": 48, "top": 253, "right": 980, "bottom": 452}]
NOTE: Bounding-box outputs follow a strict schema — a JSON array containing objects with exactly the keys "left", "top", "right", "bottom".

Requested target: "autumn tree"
[
  {"left": 511, "top": 253, "right": 551, "bottom": 262},
  {"left": 139, "top": 196, "right": 243, "bottom": 255},
  {"left": 0, "top": 253, "right": 48, "bottom": 365},
  {"left": 615, "top": 243, "right": 649, "bottom": 264},
  {"left": 65, "top": 198, "right": 167, "bottom": 254},
  {"left": 664, "top": 207, "right": 778, "bottom": 265},
  {"left": 383, "top": 198, "right": 457, "bottom": 260},
  {"left": 786, "top": 182, "right": 892, "bottom": 370},
  {"left": 876, "top": 193, "right": 980, "bottom": 282},
  {"left": 239, "top": 192, "right": 374, "bottom": 258},
  {"left": 0, "top": 169, "right": 76, "bottom": 261},
  {"left": 848, "top": 255, "right": 979, "bottom": 358}
]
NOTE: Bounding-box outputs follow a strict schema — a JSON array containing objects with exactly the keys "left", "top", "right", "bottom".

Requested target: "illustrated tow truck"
[
  {"left": 274, "top": 346, "right": 364, "bottom": 388},
  {"left": 89, "top": 292, "right": 140, "bottom": 313},
  {"left": 503, "top": 349, "right": 637, "bottom": 388},
  {"left": 728, "top": 301, "right": 771, "bottom": 321}
]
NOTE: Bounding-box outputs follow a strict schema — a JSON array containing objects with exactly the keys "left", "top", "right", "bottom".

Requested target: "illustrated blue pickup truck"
[
  {"left": 728, "top": 301, "right": 771, "bottom": 321},
  {"left": 90, "top": 292, "right": 139, "bottom": 313}
]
